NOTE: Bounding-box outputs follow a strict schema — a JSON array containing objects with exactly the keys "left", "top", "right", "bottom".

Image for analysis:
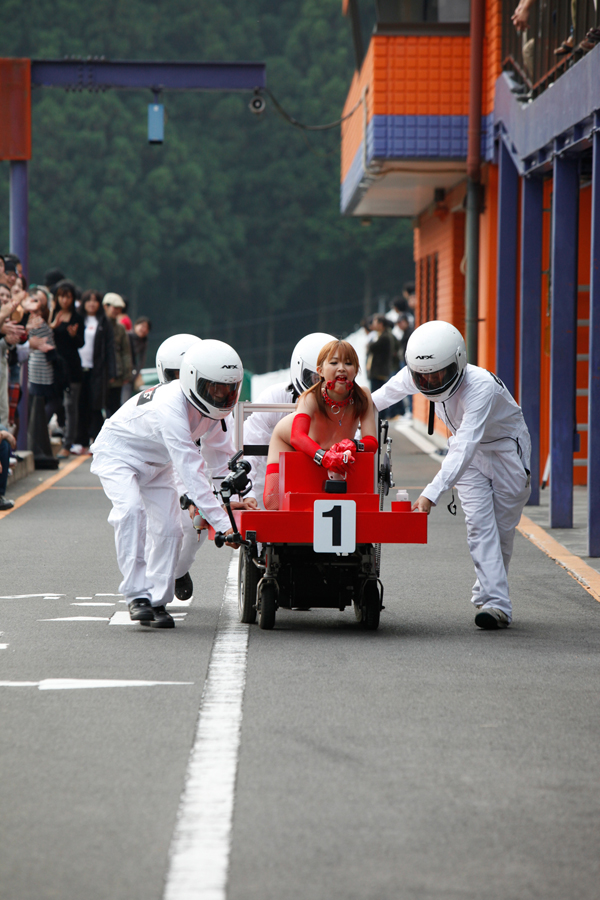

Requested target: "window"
[
  {"left": 375, "top": 0, "right": 470, "bottom": 24},
  {"left": 417, "top": 254, "right": 438, "bottom": 324}
]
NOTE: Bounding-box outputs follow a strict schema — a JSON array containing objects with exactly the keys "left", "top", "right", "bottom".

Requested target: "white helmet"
[
  {"left": 290, "top": 332, "right": 337, "bottom": 396},
  {"left": 156, "top": 334, "right": 201, "bottom": 383},
  {"left": 405, "top": 320, "right": 467, "bottom": 402},
  {"left": 179, "top": 339, "right": 243, "bottom": 419}
]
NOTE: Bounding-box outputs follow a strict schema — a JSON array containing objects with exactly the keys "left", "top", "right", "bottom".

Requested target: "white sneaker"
[{"left": 475, "top": 608, "right": 510, "bottom": 629}]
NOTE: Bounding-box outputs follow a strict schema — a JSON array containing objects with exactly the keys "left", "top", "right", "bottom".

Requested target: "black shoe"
[
  {"left": 34, "top": 456, "right": 60, "bottom": 470},
  {"left": 0, "top": 495, "right": 14, "bottom": 511},
  {"left": 174, "top": 572, "right": 193, "bottom": 600},
  {"left": 150, "top": 605, "right": 175, "bottom": 629},
  {"left": 129, "top": 599, "right": 154, "bottom": 622},
  {"left": 475, "top": 608, "right": 510, "bottom": 629}
]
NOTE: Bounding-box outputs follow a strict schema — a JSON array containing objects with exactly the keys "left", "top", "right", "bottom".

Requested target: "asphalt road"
[{"left": 1, "top": 435, "right": 599, "bottom": 900}]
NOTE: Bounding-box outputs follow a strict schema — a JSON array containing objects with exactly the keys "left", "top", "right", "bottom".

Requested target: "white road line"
[
  {"left": 72, "top": 602, "right": 116, "bottom": 607},
  {"left": 109, "top": 610, "right": 188, "bottom": 625},
  {"left": 0, "top": 645, "right": 8, "bottom": 650},
  {"left": 95, "top": 593, "right": 123, "bottom": 597},
  {"left": 0, "top": 680, "right": 194, "bottom": 690},
  {"left": 0, "top": 594, "right": 65, "bottom": 600},
  {"left": 163, "top": 551, "right": 247, "bottom": 900},
  {"left": 39, "top": 616, "right": 110, "bottom": 622},
  {"left": 109, "top": 611, "right": 138, "bottom": 625}
]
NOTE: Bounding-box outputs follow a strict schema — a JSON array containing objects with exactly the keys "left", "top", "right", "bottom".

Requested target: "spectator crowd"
[
  {"left": 362, "top": 280, "right": 416, "bottom": 421},
  {"left": 0, "top": 252, "right": 151, "bottom": 510}
]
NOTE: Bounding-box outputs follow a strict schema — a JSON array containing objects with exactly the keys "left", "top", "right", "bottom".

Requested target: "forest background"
[{"left": 0, "top": 0, "right": 413, "bottom": 372}]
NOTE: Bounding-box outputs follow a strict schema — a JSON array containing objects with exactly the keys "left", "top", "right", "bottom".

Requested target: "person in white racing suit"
[
  {"left": 147, "top": 333, "right": 203, "bottom": 602},
  {"left": 243, "top": 332, "right": 335, "bottom": 508},
  {"left": 372, "top": 320, "right": 531, "bottom": 630},
  {"left": 91, "top": 339, "right": 254, "bottom": 628}
]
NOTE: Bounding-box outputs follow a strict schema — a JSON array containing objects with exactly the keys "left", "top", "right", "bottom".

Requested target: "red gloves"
[
  {"left": 321, "top": 448, "right": 354, "bottom": 473},
  {"left": 331, "top": 436, "right": 378, "bottom": 455},
  {"left": 330, "top": 439, "right": 356, "bottom": 455},
  {"left": 361, "top": 435, "right": 378, "bottom": 453},
  {"left": 290, "top": 414, "right": 377, "bottom": 472},
  {"left": 290, "top": 413, "right": 321, "bottom": 457}
]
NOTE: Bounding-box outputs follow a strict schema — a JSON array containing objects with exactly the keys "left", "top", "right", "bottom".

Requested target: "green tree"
[{"left": 0, "top": 0, "right": 413, "bottom": 371}]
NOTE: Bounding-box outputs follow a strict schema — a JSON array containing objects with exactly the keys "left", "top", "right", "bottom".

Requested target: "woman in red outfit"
[{"left": 264, "top": 340, "right": 378, "bottom": 509}]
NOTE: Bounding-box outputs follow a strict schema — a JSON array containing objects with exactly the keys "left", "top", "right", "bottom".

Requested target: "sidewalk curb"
[
  {"left": 395, "top": 419, "right": 600, "bottom": 603},
  {"left": 518, "top": 515, "right": 600, "bottom": 604}
]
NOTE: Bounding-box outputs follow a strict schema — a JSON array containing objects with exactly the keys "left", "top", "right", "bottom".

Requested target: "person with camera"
[
  {"left": 371, "top": 320, "right": 531, "bottom": 630},
  {"left": 91, "top": 339, "right": 256, "bottom": 629}
]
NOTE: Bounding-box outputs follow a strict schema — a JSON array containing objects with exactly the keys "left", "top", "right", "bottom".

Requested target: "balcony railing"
[{"left": 502, "top": 0, "right": 600, "bottom": 99}]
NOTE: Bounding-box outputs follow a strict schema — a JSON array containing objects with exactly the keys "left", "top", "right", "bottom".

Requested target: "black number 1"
[{"left": 323, "top": 505, "right": 342, "bottom": 546}]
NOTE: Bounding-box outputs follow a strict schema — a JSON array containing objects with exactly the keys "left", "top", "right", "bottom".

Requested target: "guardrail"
[{"left": 502, "top": 0, "right": 600, "bottom": 99}]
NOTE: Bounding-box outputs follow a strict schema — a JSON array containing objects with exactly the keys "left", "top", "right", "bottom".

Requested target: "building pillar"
[
  {"left": 10, "top": 161, "right": 29, "bottom": 451},
  {"left": 588, "top": 127, "right": 600, "bottom": 555},
  {"left": 9, "top": 161, "right": 29, "bottom": 278},
  {"left": 496, "top": 140, "right": 519, "bottom": 394},
  {"left": 519, "top": 175, "right": 543, "bottom": 505},
  {"left": 550, "top": 153, "right": 579, "bottom": 529}
]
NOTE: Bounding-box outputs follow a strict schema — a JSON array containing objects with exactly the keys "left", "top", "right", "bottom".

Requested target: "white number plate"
[{"left": 313, "top": 500, "right": 356, "bottom": 553}]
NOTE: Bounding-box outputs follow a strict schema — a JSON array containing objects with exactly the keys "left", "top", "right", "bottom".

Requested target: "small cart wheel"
[
  {"left": 359, "top": 579, "right": 381, "bottom": 631},
  {"left": 238, "top": 548, "right": 258, "bottom": 624},
  {"left": 258, "top": 581, "right": 277, "bottom": 630}
]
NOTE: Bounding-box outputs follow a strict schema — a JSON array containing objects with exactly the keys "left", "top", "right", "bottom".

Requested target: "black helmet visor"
[
  {"left": 163, "top": 368, "right": 179, "bottom": 383},
  {"left": 195, "top": 376, "right": 240, "bottom": 411},
  {"left": 410, "top": 362, "right": 460, "bottom": 397},
  {"left": 300, "top": 364, "right": 320, "bottom": 391}
]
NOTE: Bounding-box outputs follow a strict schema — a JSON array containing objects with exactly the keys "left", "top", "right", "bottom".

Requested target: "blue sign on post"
[{"left": 148, "top": 103, "right": 164, "bottom": 143}]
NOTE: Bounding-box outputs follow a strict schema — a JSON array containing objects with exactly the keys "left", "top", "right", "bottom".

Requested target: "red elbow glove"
[
  {"left": 290, "top": 413, "right": 321, "bottom": 458},
  {"left": 332, "top": 436, "right": 378, "bottom": 454},
  {"left": 361, "top": 435, "right": 378, "bottom": 453}
]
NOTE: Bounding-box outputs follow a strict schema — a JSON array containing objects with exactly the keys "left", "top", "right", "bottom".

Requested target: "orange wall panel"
[
  {"left": 484, "top": 0, "right": 503, "bottom": 116},
  {"left": 0, "top": 59, "right": 31, "bottom": 160},
  {"left": 341, "top": 42, "right": 374, "bottom": 183}
]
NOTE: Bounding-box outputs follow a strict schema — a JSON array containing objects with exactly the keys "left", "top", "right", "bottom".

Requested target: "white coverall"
[
  {"left": 243, "top": 381, "right": 295, "bottom": 509},
  {"left": 372, "top": 365, "right": 531, "bottom": 621},
  {"left": 91, "top": 380, "right": 234, "bottom": 607}
]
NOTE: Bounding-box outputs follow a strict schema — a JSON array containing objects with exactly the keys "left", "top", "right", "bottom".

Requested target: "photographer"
[{"left": 91, "top": 339, "right": 256, "bottom": 629}]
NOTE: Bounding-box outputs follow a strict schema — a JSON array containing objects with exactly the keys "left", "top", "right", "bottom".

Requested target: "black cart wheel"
[
  {"left": 258, "top": 580, "right": 277, "bottom": 630},
  {"left": 358, "top": 579, "right": 381, "bottom": 631},
  {"left": 238, "top": 548, "right": 258, "bottom": 624}
]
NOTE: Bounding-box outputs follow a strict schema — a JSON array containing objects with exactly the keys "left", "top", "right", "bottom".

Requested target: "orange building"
[{"left": 340, "top": 0, "right": 600, "bottom": 555}]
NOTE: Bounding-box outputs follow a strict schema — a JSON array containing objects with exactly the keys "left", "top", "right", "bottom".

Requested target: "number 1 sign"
[{"left": 313, "top": 500, "right": 356, "bottom": 553}]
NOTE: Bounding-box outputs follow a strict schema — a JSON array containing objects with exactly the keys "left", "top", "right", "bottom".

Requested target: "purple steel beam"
[
  {"left": 495, "top": 139, "right": 519, "bottom": 394},
  {"left": 550, "top": 153, "right": 579, "bottom": 529},
  {"left": 9, "top": 161, "right": 28, "bottom": 278},
  {"left": 589, "top": 126, "right": 600, "bottom": 556},
  {"left": 31, "top": 59, "right": 265, "bottom": 92},
  {"left": 519, "top": 175, "right": 543, "bottom": 506}
]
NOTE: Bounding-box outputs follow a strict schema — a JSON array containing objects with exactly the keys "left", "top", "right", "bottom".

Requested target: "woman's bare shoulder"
[
  {"left": 297, "top": 391, "right": 319, "bottom": 415},
  {"left": 273, "top": 412, "right": 295, "bottom": 437}
]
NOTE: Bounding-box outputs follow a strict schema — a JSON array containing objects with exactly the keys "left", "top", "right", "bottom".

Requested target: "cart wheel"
[
  {"left": 238, "top": 548, "right": 258, "bottom": 624},
  {"left": 258, "top": 581, "right": 277, "bottom": 630},
  {"left": 359, "top": 579, "right": 381, "bottom": 631}
]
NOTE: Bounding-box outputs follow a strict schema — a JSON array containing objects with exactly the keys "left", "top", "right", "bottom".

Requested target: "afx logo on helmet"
[
  {"left": 406, "top": 320, "right": 467, "bottom": 403},
  {"left": 180, "top": 339, "right": 244, "bottom": 419}
]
